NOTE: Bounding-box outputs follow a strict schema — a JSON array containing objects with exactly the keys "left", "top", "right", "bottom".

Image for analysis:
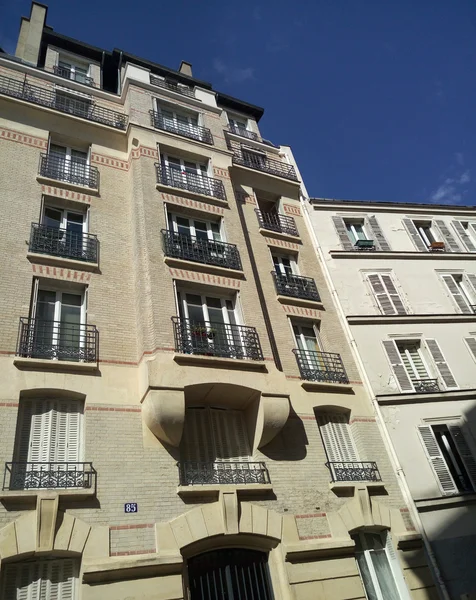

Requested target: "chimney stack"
[
  {"left": 15, "top": 2, "right": 47, "bottom": 65},
  {"left": 179, "top": 61, "right": 192, "bottom": 77}
]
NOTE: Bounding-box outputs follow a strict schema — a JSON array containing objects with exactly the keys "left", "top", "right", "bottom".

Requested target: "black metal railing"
[
  {"left": 255, "top": 209, "right": 299, "bottom": 236},
  {"left": 229, "top": 141, "right": 298, "bottom": 181},
  {"left": 412, "top": 379, "right": 440, "bottom": 393},
  {"left": 0, "top": 74, "right": 127, "bottom": 129},
  {"left": 39, "top": 153, "right": 99, "bottom": 189},
  {"left": 53, "top": 65, "right": 94, "bottom": 87},
  {"left": 3, "top": 462, "right": 96, "bottom": 491},
  {"left": 327, "top": 461, "right": 381, "bottom": 483},
  {"left": 353, "top": 239, "right": 375, "bottom": 251},
  {"left": 178, "top": 461, "right": 270, "bottom": 486},
  {"left": 150, "top": 75, "right": 195, "bottom": 97},
  {"left": 17, "top": 317, "right": 98, "bottom": 363},
  {"left": 162, "top": 230, "right": 241, "bottom": 270},
  {"left": 293, "top": 349, "right": 349, "bottom": 384},
  {"left": 29, "top": 223, "right": 99, "bottom": 263},
  {"left": 150, "top": 110, "right": 213, "bottom": 144},
  {"left": 272, "top": 272, "right": 320, "bottom": 301},
  {"left": 172, "top": 317, "right": 263, "bottom": 361},
  {"left": 227, "top": 123, "right": 260, "bottom": 141},
  {"left": 155, "top": 163, "right": 226, "bottom": 201}
]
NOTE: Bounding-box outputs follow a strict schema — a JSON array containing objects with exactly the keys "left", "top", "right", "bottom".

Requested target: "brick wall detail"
[
  {"left": 169, "top": 268, "right": 241, "bottom": 288},
  {"left": 31, "top": 264, "right": 92, "bottom": 283},
  {"left": 161, "top": 193, "right": 225, "bottom": 216}
]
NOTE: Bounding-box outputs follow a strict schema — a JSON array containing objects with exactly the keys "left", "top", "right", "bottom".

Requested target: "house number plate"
[{"left": 124, "top": 503, "right": 138, "bottom": 513}]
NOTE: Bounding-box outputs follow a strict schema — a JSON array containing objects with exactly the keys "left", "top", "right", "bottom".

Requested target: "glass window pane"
[
  {"left": 44, "top": 208, "right": 62, "bottom": 228},
  {"left": 37, "top": 291, "right": 56, "bottom": 321},
  {"left": 370, "top": 550, "right": 400, "bottom": 600},
  {"left": 356, "top": 552, "right": 379, "bottom": 600},
  {"left": 61, "top": 293, "right": 82, "bottom": 307},
  {"left": 49, "top": 144, "right": 66, "bottom": 157},
  {"left": 194, "top": 221, "right": 208, "bottom": 240}
]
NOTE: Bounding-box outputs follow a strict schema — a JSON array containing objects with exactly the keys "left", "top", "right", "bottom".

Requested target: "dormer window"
[{"left": 55, "top": 56, "right": 93, "bottom": 86}]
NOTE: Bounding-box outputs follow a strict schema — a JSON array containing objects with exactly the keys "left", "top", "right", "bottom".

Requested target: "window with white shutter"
[
  {"left": 402, "top": 219, "right": 434, "bottom": 251},
  {"left": 317, "top": 413, "right": 358, "bottom": 462},
  {"left": 464, "top": 336, "right": 476, "bottom": 363},
  {"left": 1, "top": 558, "right": 78, "bottom": 600},
  {"left": 424, "top": 339, "right": 458, "bottom": 389},
  {"left": 366, "top": 273, "right": 407, "bottom": 315},
  {"left": 440, "top": 274, "right": 475, "bottom": 314},
  {"left": 452, "top": 221, "right": 476, "bottom": 252},
  {"left": 434, "top": 220, "right": 461, "bottom": 252}
]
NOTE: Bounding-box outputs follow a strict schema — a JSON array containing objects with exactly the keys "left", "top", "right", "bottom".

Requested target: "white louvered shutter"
[
  {"left": 28, "top": 400, "right": 56, "bottom": 464},
  {"left": 2, "top": 559, "right": 77, "bottom": 600},
  {"left": 55, "top": 399, "right": 82, "bottom": 463},
  {"left": 382, "top": 340, "right": 413, "bottom": 392},
  {"left": 210, "top": 408, "right": 250, "bottom": 463},
  {"left": 434, "top": 220, "right": 461, "bottom": 252},
  {"left": 384, "top": 531, "right": 412, "bottom": 599},
  {"left": 366, "top": 215, "right": 391, "bottom": 251},
  {"left": 441, "top": 275, "right": 471, "bottom": 314},
  {"left": 418, "top": 425, "right": 458, "bottom": 495},
  {"left": 448, "top": 425, "right": 476, "bottom": 490},
  {"left": 425, "top": 339, "right": 458, "bottom": 389},
  {"left": 317, "top": 414, "right": 358, "bottom": 462},
  {"left": 402, "top": 219, "right": 427, "bottom": 252},
  {"left": 465, "top": 274, "right": 476, "bottom": 306},
  {"left": 452, "top": 221, "right": 476, "bottom": 252},
  {"left": 181, "top": 407, "right": 213, "bottom": 463},
  {"left": 331, "top": 216, "right": 354, "bottom": 250},
  {"left": 464, "top": 337, "right": 476, "bottom": 362},
  {"left": 367, "top": 274, "right": 406, "bottom": 315}
]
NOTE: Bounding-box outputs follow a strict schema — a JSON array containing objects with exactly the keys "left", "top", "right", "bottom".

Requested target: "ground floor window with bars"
[
  {"left": 1, "top": 558, "right": 79, "bottom": 599},
  {"left": 187, "top": 549, "right": 274, "bottom": 600}
]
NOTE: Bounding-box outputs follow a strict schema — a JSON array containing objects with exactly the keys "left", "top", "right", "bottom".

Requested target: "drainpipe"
[{"left": 299, "top": 195, "right": 450, "bottom": 600}]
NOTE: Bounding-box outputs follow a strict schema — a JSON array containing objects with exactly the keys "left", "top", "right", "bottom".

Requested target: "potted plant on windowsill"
[
  {"left": 191, "top": 326, "right": 208, "bottom": 338},
  {"left": 429, "top": 241, "right": 445, "bottom": 252}
]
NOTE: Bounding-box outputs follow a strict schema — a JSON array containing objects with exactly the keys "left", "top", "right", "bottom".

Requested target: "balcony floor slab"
[
  {"left": 37, "top": 175, "right": 99, "bottom": 196},
  {"left": 173, "top": 353, "right": 267, "bottom": 371},
  {"left": 156, "top": 183, "right": 228, "bottom": 207},
  {"left": 14, "top": 357, "right": 99, "bottom": 373},
  {"left": 300, "top": 380, "right": 354, "bottom": 393},
  {"left": 276, "top": 295, "right": 324, "bottom": 310},
  {"left": 164, "top": 256, "right": 244, "bottom": 279},
  {"left": 177, "top": 483, "right": 273, "bottom": 498},
  {"left": 27, "top": 252, "right": 99, "bottom": 272}
]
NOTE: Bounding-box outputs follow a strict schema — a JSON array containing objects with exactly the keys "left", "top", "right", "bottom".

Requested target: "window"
[
  {"left": 160, "top": 153, "right": 210, "bottom": 191},
  {"left": 272, "top": 253, "right": 297, "bottom": 277},
  {"left": 2, "top": 559, "right": 79, "bottom": 600},
  {"left": 227, "top": 114, "right": 249, "bottom": 132},
  {"left": 46, "top": 143, "right": 90, "bottom": 186},
  {"left": 418, "top": 422, "right": 476, "bottom": 495},
  {"left": 58, "top": 56, "right": 90, "bottom": 84},
  {"left": 354, "top": 531, "right": 410, "bottom": 600},
  {"left": 414, "top": 221, "right": 436, "bottom": 247},
  {"left": 155, "top": 103, "right": 209, "bottom": 142},
  {"left": 366, "top": 273, "right": 407, "bottom": 315},
  {"left": 167, "top": 212, "right": 221, "bottom": 242},
  {"left": 397, "top": 341, "right": 430, "bottom": 383},
  {"left": 345, "top": 220, "right": 368, "bottom": 244},
  {"left": 441, "top": 273, "right": 476, "bottom": 314},
  {"left": 293, "top": 322, "right": 321, "bottom": 354},
  {"left": 54, "top": 91, "right": 92, "bottom": 118},
  {"left": 453, "top": 220, "right": 476, "bottom": 252},
  {"left": 242, "top": 148, "right": 267, "bottom": 168},
  {"left": 332, "top": 215, "right": 390, "bottom": 251},
  {"left": 317, "top": 413, "right": 358, "bottom": 463}
]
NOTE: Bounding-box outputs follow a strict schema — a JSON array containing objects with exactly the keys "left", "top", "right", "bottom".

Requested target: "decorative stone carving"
[{"left": 142, "top": 389, "right": 185, "bottom": 447}]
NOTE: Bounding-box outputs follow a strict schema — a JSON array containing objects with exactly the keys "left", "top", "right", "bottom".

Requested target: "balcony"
[
  {"left": 0, "top": 74, "right": 127, "bottom": 129},
  {"left": 412, "top": 379, "right": 440, "bottom": 393},
  {"left": 16, "top": 318, "right": 98, "bottom": 363},
  {"left": 150, "top": 75, "right": 195, "bottom": 98},
  {"left": 29, "top": 223, "right": 99, "bottom": 264},
  {"left": 39, "top": 153, "right": 99, "bottom": 189},
  {"left": 227, "top": 123, "right": 260, "bottom": 142},
  {"left": 327, "top": 461, "right": 381, "bottom": 483},
  {"left": 172, "top": 317, "right": 263, "bottom": 361},
  {"left": 178, "top": 461, "right": 270, "bottom": 486},
  {"left": 293, "top": 349, "right": 349, "bottom": 384},
  {"left": 156, "top": 163, "right": 226, "bottom": 201},
  {"left": 53, "top": 65, "right": 94, "bottom": 87},
  {"left": 162, "top": 229, "right": 242, "bottom": 270},
  {"left": 255, "top": 209, "right": 299, "bottom": 237},
  {"left": 229, "top": 141, "right": 298, "bottom": 181},
  {"left": 272, "top": 272, "right": 320, "bottom": 302},
  {"left": 3, "top": 462, "right": 96, "bottom": 491},
  {"left": 150, "top": 110, "right": 213, "bottom": 145}
]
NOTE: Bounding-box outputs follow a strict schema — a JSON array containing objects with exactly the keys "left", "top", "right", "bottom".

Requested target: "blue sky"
[{"left": 1, "top": 0, "right": 476, "bottom": 205}]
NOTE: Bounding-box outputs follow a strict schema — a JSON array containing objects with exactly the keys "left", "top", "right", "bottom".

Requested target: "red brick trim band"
[
  {"left": 0, "top": 402, "right": 19, "bottom": 408},
  {"left": 110, "top": 523, "right": 154, "bottom": 530},
  {"left": 110, "top": 549, "right": 156, "bottom": 557},
  {"left": 296, "top": 512, "right": 327, "bottom": 518},
  {"left": 299, "top": 534, "right": 332, "bottom": 541},
  {"left": 86, "top": 406, "right": 141, "bottom": 413}
]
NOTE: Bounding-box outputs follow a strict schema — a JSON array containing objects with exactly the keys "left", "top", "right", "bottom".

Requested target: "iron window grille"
[
  {"left": 162, "top": 229, "right": 242, "bottom": 270},
  {"left": 3, "top": 462, "right": 96, "bottom": 491},
  {"left": 150, "top": 110, "right": 213, "bottom": 144},
  {"left": 0, "top": 74, "right": 127, "bottom": 129},
  {"left": 327, "top": 461, "right": 381, "bottom": 483},
  {"left": 29, "top": 223, "right": 99, "bottom": 263},
  {"left": 17, "top": 317, "right": 98, "bottom": 363},
  {"left": 227, "top": 123, "right": 261, "bottom": 141},
  {"left": 172, "top": 317, "right": 263, "bottom": 361},
  {"left": 228, "top": 140, "right": 298, "bottom": 181},
  {"left": 150, "top": 75, "right": 195, "bottom": 97},
  {"left": 178, "top": 461, "right": 270, "bottom": 486},
  {"left": 255, "top": 209, "right": 299, "bottom": 236},
  {"left": 53, "top": 65, "right": 94, "bottom": 87},
  {"left": 412, "top": 378, "right": 440, "bottom": 393},
  {"left": 156, "top": 163, "right": 226, "bottom": 201},
  {"left": 39, "top": 153, "right": 99, "bottom": 189},
  {"left": 272, "top": 271, "right": 320, "bottom": 301},
  {"left": 293, "top": 349, "right": 349, "bottom": 384}
]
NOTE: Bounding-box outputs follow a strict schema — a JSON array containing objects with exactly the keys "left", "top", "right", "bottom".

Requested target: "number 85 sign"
[{"left": 124, "top": 503, "right": 138, "bottom": 513}]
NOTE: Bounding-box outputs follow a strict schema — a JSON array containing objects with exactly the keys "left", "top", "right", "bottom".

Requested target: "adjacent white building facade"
[{"left": 305, "top": 197, "right": 476, "bottom": 600}]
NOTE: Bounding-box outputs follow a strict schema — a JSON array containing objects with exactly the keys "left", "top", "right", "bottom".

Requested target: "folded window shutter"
[
  {"left": 382, "top": 340, "right": 413, "bottom": 391},
  {"left": 418, "top": 425, "right": 458, "bottom": 495},
  {"left": 317, "top": 414, "right": 358, "bottom": 462},
  {"left": 381, "top": 275, "right": 407, "bottom": 314},
  {"left": 448, "top": 425, "right": 476, "bottom": 490},
  {"left": 181, "top": 407, "right": 213, "bottom": 463},
  {"left": 384, "top": 532, "right": 412, "bottom": 599},
  {"left": 425, "top": 339, "right": 458, "bottom": 389},
  {"left": 29, "top": 400, "right": 56, "bottom": 463},
  {"left": 332, "top": 216, "right": 353, "bottom": 250},
  {"left": 366, "top": 215, "right": 390, "bottom": 251},
  {"left": 56, "top": 399, "right": 82, "bottom": 463},
  {"left": 29, "top": 277, "right": 40, "bottom": 320},
  {"left": 367, "top": 274, "right": 406, "bottom": 315},
  {"left": 464, "top": 337, "right": 476, "bottom": 361},
  {"left": 402, "top": 219, "right": 427, "bottom": 252},
  {"left": 452, "top": 221, "right": 476, "bottom": 252},
  {"left": 441, "top": 275, "right": 471, "bottom": 314},
  {"left": 2, "top": 560, "right": 77, "bottom": 600},
  {"left": 434, "top": 220, "right": 461, "bottom": 252},
  {"left": 211, "top": 408, "right": 250, "bottom": 462},
  {"left": 465, "top": 274, "right": 476, "bottom": 300}
]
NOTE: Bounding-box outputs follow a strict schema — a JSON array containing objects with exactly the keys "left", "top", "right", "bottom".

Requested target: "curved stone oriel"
[
  {"left": 257, "top": 395, "right": 290, "bottom": 448},
  {"left": 142, "top": 389, "right": 185, "bottom": 447}
]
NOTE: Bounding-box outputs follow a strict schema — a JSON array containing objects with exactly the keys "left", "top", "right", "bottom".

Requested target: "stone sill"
[
  {"left": 276, "top": 295, "right": 324, "bottom": 310},
  {"left": 376, "top": 387, "right": 475, "bottom": 405},
  {"left": 231, "top": 163, "right": 301, "bottom": 186},
  {"left": 414, "top": 492, "right": 476, "bottom": 511},
  {"left": 27, "top": 252, "right": 99, "bottom": 273},
  {"left": 82, "top": 554, "right": 183, "bottom": 583},
  {"left": 156, "top": 183, "right": 229, "bottom": 207},
  {"left": 164, "top": 256, "right": 245, "bottom": 279},
  {"left": 329, "top": 481, "right": 385, "bottom": 492},
  {"left": 301, "top": 380, "right": 354, "bottom": 394},
  {"left": 177, "top": 483, "right": 273, "bottom": 498},
  {"left": 37, "top": 175, "right": 100, "bottom": 196},
  {"left": 173, "top": 353, "right": 267, "bottom": 371},
  {"left": 330, "top": 250, "right": 476, "bottom": 260},
  {"left": 14, "top": 357, "right": 99, "bottom": 373},
  {"left": 347, "top": 314, "right": 476, "bottom": 325},
  {"left": 285, "top": 538, "right": 355, "bottom": 561},
  {"left": 0, "top": 487, "right": 95, "bottom": 505},
  {"left": 259, "top": 227, "right": 301, "bottom": 243}
]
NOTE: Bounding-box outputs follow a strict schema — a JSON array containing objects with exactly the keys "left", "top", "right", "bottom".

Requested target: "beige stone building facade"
[{"left": 0, "top": 3, "right": 438, "bottom": 599}]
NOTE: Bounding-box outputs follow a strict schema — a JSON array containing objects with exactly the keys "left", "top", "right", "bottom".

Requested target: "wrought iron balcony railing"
[
  {"left": 39, "top": 153, "right": 99, "bottom": 189},
  {"left": 150, "top": 110, "right": 213, "bottom": 144},
  {"left": 0, "top": 74, "right": 127, "bottom": 129},
  {"left": 272, "top": 271, "right": 320, "bottom": 301},
  {"left": 156, "top": 163, "right": 226, "bottom": 201},
  {"left": 3, "top": 462, "right": 96, "bottom": 491},
  {"left": 150, "top": 75, "right": 195, "bottom": 97},
  {"left": 327, "top": 461, "right": 381, "bottom": 483},
  {"left": 29, "top": 223, "right": 99, "bottom": 263},
  {"left": 412, "top": 379, "right": 440, "bottom": 393},
  {"left": 255, "top": 209, "right": 299, "bottom": 237},
  {"left": 17, "top": 317, "right": 98, "bottom": 363},
  {"left": 53, "top": 65, "right": 94, "bottom": 87},
  {"left": 178, "top": 461, "right": 270, "bottom": 486},
  {"left": 162, "top": 229, "right": 242, "bottom": 270},
  {"left": 227, "top": 123, "right": 261, "bottom": 141},
  {"left": 172, "top": 317, "right": 263, "bottom": 361},
  {"left": 293, "top": 349, "right": 349, "bottom": 384},
  {"left": 354, "top": 239, "right": 375, "bottom": 251},
  {"left": 229, "top": 141, "right": 298, "bottom": 181}
]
